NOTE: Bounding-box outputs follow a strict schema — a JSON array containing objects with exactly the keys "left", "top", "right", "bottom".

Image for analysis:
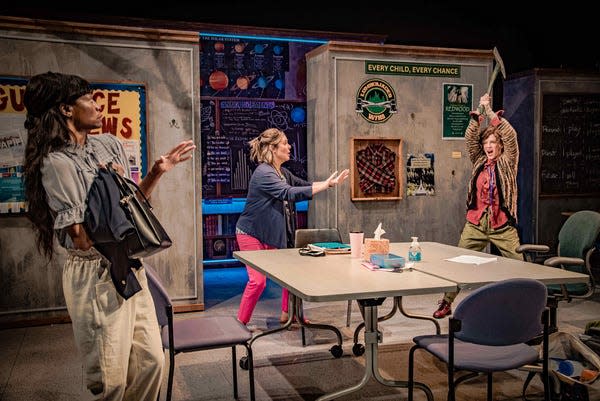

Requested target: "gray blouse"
[{"left": 41, "top": 133, "right": 130, "bottom": 249}]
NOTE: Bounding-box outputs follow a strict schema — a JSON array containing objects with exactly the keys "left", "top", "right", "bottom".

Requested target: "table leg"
[
  {"left": 295, "top": 295, "right": 344, "bottom": 357},
  {"left": 352, "top": 295, "right": 440, "bottom": 356},
  {"left": 318, "top": 298, "right": 434, "bottom": 401},
  {"left": 246, "top": 295, "right": 298, "bottom": 348},
  {"left": 352, "top": 297, "right": 398, "bottom": 349},
  {"left": 246, "top": 294, "right": 343, "bottom": 354},
  {"left": 396, "top": 296, "right": 441, "bottom": 335}
]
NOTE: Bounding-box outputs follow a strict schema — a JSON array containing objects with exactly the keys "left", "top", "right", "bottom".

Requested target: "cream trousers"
[{"left": 63, "top": 249, "right": 163, "bottom": 401}]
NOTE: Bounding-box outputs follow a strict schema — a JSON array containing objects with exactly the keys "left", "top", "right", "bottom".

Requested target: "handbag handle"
[{"left": 107, "top": 163, "right": 154, "bottom": 210}]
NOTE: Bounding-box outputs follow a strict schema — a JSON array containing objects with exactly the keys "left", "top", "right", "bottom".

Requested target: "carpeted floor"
[
  {"left": 168, "top": 339, "right": 546, "bottom": 401},
  {"left": 3, "top": 267, "right": 596, "bottom": 400}
]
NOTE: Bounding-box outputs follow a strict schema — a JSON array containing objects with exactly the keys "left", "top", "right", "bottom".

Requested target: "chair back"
[
  {"left": 144, "top": 263, "right": 171, "bottom": 328},
  {"left": 294, "top": 228, "right": 342, "bottom": 248},
  {"left": 453, "top": 278, "right": 547, "bottom": 346},
  {"left": 558, "top": 210, "right": 600, "bottom": 269}
]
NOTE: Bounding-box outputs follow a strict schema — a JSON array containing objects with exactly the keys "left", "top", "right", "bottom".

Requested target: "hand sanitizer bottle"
[{"left": 408, "top": 237, "right": 422, "bottom": 262}]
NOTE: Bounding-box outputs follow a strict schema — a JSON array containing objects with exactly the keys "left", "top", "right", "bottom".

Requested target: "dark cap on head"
[{"left": 23, "top": 71, "right": 91, "bottom": 118}]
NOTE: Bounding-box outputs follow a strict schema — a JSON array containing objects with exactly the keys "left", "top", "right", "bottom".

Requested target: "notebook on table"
[{"left": 308, "top": 242, "right": 351, "bottom": 254}]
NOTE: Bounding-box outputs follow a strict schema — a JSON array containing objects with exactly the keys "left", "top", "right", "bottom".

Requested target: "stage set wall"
[
  {"left": 306, "top": 41, "right": 494, "bottom": 245},
  {"left": 504, "top": 69, "right": 600, "bottom": 251},
  {"left": 0, "top": 17, "right": 202, "bottom": 327}
]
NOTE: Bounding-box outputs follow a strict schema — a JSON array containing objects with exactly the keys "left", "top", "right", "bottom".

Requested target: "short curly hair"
[{"left": 248, "top": 128, "right": 285, "bottom": 164}]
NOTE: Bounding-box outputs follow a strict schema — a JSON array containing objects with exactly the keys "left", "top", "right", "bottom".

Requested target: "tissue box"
[
  {"left": 370, "top": 253, "right": 406, "bottom": 269},
  {"left": 363, "top": 238, "right": 389, "bottom": 261}
]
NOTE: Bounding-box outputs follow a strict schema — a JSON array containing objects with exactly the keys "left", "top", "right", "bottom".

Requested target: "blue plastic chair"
[{"left": 408, "top": 278, "right": 550, "bottom": 401}]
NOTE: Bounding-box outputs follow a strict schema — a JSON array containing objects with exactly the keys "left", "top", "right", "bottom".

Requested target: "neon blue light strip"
[
  {"left": 199, "top": 32, "right": 327, "bottom": 44},
  {"left": 202, "top": 198, "right": 309, "bottom": 214},
  {"left": 203, "top": 258, "right": 242, "bottom": 265}
]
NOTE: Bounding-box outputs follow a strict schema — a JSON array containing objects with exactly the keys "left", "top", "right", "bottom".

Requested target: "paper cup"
[{"left": 349, "top": 231, "right": 364, "bottom": 258}]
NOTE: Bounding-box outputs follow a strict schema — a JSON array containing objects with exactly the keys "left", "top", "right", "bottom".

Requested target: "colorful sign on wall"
[{"left": 0, "top": 77, "right": 147, "bottom": 214}]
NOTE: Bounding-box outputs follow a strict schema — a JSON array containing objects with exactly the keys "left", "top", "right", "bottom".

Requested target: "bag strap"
[{"left": 107, "top": 163, "right": 154, "bottom": 209}]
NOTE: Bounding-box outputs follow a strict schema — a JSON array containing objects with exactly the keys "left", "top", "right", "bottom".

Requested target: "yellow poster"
[{"left": 0, "top": 77, "right": 147, "bottom": 214}]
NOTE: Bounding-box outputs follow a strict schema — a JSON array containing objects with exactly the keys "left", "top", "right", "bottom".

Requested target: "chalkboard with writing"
[
  {"left": 540, "top": 94, "right": 600, "bottom": 196},
  {"left": 201, "top": 99, "right": 307, "bottom": 197}
]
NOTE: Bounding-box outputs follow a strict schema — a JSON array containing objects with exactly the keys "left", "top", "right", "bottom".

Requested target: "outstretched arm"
[
  {"left": 312, "top": 169, "right": 350, "bottom": 195},
  {"left": 138, "top": 140, "right": 196, "bottom": 197}
]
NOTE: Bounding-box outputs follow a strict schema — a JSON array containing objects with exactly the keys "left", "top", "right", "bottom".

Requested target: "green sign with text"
[
  {"left": 442, "top": 83, "right": 473, "bottom": 139},
  {"left": 365, "top": 61, "right": 461, "bottom": 77}
]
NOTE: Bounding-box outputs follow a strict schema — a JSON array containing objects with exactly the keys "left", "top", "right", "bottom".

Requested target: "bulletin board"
[
  {"left": 0, "top": 76, "right": 148, "bottom": 214},
  {"left": 350, "top": 137, "right": 403, "bottom": 201}
]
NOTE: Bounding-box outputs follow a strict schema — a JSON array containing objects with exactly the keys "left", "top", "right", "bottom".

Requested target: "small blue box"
[{"left": 370, "top": 253, "right": 406, "bottom": 269}]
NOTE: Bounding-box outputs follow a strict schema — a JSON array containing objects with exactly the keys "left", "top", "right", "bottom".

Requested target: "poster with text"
[
  {"left": 442, "top": 83, "right": 473, "bottom": 139},
  {"left": 0, "top": 77, "right": 147, "bottom": 214},
  {"left": 406, "top": 153, "right": 435, "bottom": 196}
]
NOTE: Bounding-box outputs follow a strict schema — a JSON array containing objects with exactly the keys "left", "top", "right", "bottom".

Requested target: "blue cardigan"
[{"left": 236, "top": 163, "right": 313, "bottom": 248}]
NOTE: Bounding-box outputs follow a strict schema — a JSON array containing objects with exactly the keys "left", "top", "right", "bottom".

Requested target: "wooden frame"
[{"left": 350, "top": 137, "right": 403, "bottom": 201}]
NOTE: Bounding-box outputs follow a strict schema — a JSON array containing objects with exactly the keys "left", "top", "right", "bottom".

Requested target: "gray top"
[{"left": 41, "top": 134, "right": 130, "bottom": 249}]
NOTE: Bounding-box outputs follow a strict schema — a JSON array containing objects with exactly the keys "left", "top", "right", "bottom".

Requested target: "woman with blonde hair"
[{"left": 236, "top": 128, "right": 349, "bottom": 326}]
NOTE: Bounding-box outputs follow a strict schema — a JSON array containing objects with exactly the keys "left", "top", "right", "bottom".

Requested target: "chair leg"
[
  {"left": 231, "top": 346, "right": 238, "bottom": 399},
  {"left": 298, "top": 300, "right": 306, "bottom": 346},
  {"left": 487, "top": 373, "right": 493, "bottom": 401},
  {"left": 167, "top": 350, "right": 175, "bottom": 401},
  {"left": 408, "top": 345, "right": 418, "bottom": 401},
  {"left": 346, "top": 300, "right": 352, "bottom": 327},
  {"left": 245, "top": 344, "right": 256, "bottom": 401},
  {"left": 522, "top": 371, "right": 537, "bottom": 399}
]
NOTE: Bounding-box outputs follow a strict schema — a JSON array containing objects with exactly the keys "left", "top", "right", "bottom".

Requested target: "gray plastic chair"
[
  {"left": 144, "top": 264, "right": 255, "bottom": 401},
  {"left": 294, "top": 228, "right": 354, "bottom": 330},
  {"left": 408, "top": 278, "right": 550, "bottom": 401}
]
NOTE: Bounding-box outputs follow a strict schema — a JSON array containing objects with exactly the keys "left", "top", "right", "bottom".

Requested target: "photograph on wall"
[
  {"left": 0, "top": 77, "right": 148, "bottom": 214},
  {"left": 442, "top": 83, "right": 473, "bottom": 139},
  {"left": 406, "top": 153, "right": 435, "bottom": 196}
]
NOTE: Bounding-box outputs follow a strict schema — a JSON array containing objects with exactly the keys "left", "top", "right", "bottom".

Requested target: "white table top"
[
  {"left": 389, "top": 242, "right": 590, "bottom": 289},
  {"left": 234, "top": 242, "right": 590, "bottom": 302},
  {"left": 233, "top": 247, "right": 457, "bottom": 302}
]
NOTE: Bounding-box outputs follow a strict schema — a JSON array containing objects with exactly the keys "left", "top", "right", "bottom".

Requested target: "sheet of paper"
[{"left": 445, "top": 255, "right": 497, "bottom": 265}]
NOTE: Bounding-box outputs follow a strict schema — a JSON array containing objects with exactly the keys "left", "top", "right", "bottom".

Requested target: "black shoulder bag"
[{"left": 108, "top": 164, "right": 172, "bottom": 258}]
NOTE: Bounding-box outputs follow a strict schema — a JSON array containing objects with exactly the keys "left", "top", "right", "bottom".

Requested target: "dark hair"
[
  {"left": 480, "top": 125, "right": 504, "bottom": 148},
  {"left": 22, "top": 72, "right": 91, "bottom": 258}
]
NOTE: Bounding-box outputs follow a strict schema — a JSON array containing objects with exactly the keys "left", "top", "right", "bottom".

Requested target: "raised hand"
[
  {"left": 155, "top": 140, "right": 196, "bottom": 173},
  {"left": 327, "top": 169, "right": 350, "bottom": 187},
  {"left": 139, "top": 139, "right": 196, "bottom": 197},
  {"left": 479, "top": 93, "right": 491, "bottom": 109}
]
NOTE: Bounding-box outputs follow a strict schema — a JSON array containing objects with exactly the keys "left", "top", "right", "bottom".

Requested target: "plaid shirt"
[{"left": 356, "top": 143, "right": 397, "bottom": 194}]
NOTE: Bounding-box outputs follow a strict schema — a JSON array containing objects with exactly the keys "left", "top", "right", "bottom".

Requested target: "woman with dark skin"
[{"left": 23, "top": 71, "right": 195, "bottom": 400}]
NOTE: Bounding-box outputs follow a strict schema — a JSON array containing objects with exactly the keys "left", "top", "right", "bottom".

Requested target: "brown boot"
[{"left": 433, "top": 300, "right": 452, "bottom": 319}]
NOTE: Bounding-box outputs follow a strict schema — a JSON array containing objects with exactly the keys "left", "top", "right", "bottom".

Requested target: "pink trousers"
[{"left": 236, "top": 233, "right": 289, "bottom": 324}]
